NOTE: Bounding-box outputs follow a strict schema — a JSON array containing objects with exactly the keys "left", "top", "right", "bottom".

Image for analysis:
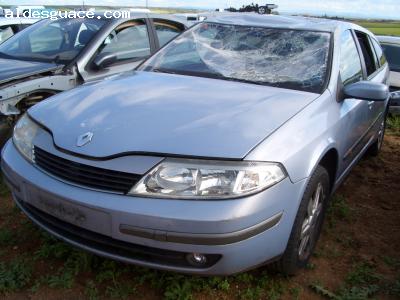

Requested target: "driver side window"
[
  {"left": 339, "top": 30, "right": 363, "bottom": 86},
  {"left": 97, "top": 20, "right": 151, "bottom": 64}
]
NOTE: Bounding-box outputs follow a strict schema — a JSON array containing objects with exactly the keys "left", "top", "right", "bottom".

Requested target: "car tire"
[
  {"left": 258, "top": 6, "right": 266, "bottom": 14},
  {"left": 368, "top": 109, "right": 388, "bottom": 157},
  {"left": 273, "top": 165, "right": 330, "bottom": 275}
]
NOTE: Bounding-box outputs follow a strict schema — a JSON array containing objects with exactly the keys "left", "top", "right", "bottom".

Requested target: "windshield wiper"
[{"left": 152, "top": 68, "right": 179, "bottom": 75}]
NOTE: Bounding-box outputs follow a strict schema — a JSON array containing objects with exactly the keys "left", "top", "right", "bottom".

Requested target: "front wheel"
[{"left": 274, "top": 165, "right": 330, "bottom": 275}]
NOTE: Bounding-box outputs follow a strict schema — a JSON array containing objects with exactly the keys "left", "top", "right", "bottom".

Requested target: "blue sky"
[{"left": 4, "top": 0, "right": 400, "bottom": 20}]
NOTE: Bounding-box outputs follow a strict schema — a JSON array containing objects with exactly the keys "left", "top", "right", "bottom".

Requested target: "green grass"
[
  {"left": 387, "top": 116, "right": 400, "bottom": 132},
  {"left": 354, "top": 21, "right": 400, "bottom": 36},
  {"left": 0, "top": 258, "right": 32, "bottom": 294},
  {"left": 0, "top": 176, "right": 10, "bottom": 197},
  {"left": 328, "top": 194, "right": 352, "bottom": 227},
  {"left": 0, "top": 228, "right": 13, "bottom": 246},
  {"left": 310, "top": 261, "right": 384, "bottom": 299}
]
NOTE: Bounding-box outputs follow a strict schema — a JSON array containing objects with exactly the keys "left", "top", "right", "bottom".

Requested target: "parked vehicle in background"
[
  {"left": 0, "top": 17, "right": 38, "bottom": 44},
  {"left": 2, "top": 14, "right": 392, "bottom": 276},
  {"left": 130, "top": 8, "right": 152, "bottom": 13},
  {"left": 225, "top": 3, "right": 278, "bottom": 14},
  {"left": 174, "top": 13, "right": 206, "bottom": 25},
  {"left": 377, "top": 35, "right": 400, "bottom": 114},
  {"left": 0, "top": 13, "right": 187, "bottom": 143}
]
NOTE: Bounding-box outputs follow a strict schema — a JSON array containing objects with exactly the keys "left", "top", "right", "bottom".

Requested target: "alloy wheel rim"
[{"left": 298, "top": 182, "right": 324, "bottom": 260}]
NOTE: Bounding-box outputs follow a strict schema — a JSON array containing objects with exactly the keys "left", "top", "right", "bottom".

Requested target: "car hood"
[
  {"left": 0, "top": 58, "right": 61, "bottom": 85},
  {"left": 30, "top": 71, "right": 319, "bottom": 159}
]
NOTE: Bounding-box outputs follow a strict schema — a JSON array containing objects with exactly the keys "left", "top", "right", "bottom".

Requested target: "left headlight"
[
  {"left": 13, "top": 114, "right": 40, "bottom": 163},
  {"left": 129, "top": 158, "right": 287, "bottom": 199}
]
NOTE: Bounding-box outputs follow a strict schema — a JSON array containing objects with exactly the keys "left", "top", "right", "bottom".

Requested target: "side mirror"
[
  {"left": 343, "top": 81, "right": 389, "bottom": 102},
  {"left": 93, "top": 53, "right": 118, "bottom": 70}
]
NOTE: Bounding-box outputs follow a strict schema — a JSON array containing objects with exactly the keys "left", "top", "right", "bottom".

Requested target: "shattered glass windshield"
[{"left": 140, "top": 22, "right": 331, "bottom": 93}]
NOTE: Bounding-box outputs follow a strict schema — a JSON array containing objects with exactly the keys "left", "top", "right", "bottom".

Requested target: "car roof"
[
  {"left": 203, "top": 13, "right": 365, "bottom": 33},
  {"left": 376, "top": 35, "right": 400, "bottom": 44}
]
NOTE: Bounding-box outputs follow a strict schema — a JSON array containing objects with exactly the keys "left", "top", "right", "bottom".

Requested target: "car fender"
[{"left": 245, "top": 89, "right": 340, "bottom": 184}]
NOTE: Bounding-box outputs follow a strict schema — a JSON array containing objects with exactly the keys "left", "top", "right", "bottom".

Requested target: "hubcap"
[{"left": 298, "top": 182, "right": 324, "bottom": 260}]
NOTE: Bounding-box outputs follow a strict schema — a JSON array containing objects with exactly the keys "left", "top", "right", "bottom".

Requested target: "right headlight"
[
  {"left": 13, "top": 114, "right": 40, "bottom": 163},
  {"left": 129, "top": 158, "right": 287, "bottom": 199}
]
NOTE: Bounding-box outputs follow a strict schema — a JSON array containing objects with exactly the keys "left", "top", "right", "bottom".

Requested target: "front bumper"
[{"left": 2, "top": 140, "right": 308, "bottom": 275}]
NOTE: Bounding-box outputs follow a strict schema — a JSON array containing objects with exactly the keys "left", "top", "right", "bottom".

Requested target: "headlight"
[
  {"left": 13, "top": 114, "right": 40, "bottom": 162},
  {"left": 129, "top": 159, "right": 287, "bottom": 199}
]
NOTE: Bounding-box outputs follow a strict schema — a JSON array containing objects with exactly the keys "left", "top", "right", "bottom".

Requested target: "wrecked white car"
[
  {"left": 0, "top": 13, "right": 187, "bottom": 141},
  {"left": 0, "top": 17, "right": 38, "bottom": 44}
]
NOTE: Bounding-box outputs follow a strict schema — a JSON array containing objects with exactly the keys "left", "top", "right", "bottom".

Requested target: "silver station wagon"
[{"left": 1, "top": 14, "right": 394, "bottom": 275}]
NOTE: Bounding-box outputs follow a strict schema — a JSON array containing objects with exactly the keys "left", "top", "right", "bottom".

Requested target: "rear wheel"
[{"left": 274, "top": 165, "right": 330, "bottom": 275}]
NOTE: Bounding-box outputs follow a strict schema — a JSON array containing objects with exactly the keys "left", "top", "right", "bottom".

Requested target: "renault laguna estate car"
[{"left": 1, "top": 14, "right": 393, "bottom": 275}]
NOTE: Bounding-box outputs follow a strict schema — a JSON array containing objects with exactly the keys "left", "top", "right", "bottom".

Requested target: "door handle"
[{"left": 368, "top": 101, "right": 374, "bottom": 110}]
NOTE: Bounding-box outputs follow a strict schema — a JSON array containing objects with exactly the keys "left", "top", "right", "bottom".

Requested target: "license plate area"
[{"left": 24, "top": 185, "right": 112, "bottom": 236}]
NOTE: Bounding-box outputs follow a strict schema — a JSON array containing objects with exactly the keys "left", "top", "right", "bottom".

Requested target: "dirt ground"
[{"left": 0, "top": 133, "right": 399, "bottom": 300}]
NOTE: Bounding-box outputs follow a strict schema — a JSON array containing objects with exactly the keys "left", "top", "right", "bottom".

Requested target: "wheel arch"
[{"left": 316, "top": 148, "right": 339, "bottom": 192}]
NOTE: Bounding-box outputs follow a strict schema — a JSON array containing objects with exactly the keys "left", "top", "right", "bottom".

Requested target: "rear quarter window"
[{"left": 371, "top": 38, "right": 387, "bottom": 67}]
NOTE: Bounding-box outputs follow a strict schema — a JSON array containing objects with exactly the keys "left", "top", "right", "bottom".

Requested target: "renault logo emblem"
[{"left": 77, "top": 132, "right": 93, "bottom": 147}]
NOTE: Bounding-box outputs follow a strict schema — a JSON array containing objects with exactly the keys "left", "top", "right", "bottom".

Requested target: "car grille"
[{"left": 34, "top": 147, "right": 141, "bottom": 194}]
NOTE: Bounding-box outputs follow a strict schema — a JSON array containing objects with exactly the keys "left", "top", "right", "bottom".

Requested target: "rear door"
[{"left": 354, "top": 31, "right": 389, "bottom": 143}]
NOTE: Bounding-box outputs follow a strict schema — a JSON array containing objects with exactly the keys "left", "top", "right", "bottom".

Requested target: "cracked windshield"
[{"left": 141, "top": 22, "right": 331, "bottom": 93}]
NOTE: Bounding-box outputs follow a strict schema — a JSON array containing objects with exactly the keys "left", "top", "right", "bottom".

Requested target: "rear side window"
[
  {"left": 371, "top": 38, "right": 387, "bottom": 67},
  {"left": 340, "top": 30, "right": 363, "bottom": 85},
  {"left": 154, "top": 20, "right": 184, "bottom": 47},
  {"left": 355, "top": 31, "right": 378, "bottom": 76}
]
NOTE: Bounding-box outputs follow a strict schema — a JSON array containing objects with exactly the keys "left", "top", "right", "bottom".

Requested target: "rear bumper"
[{"left": 2, "top": 140, "right": 308, "bottom": 275}]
